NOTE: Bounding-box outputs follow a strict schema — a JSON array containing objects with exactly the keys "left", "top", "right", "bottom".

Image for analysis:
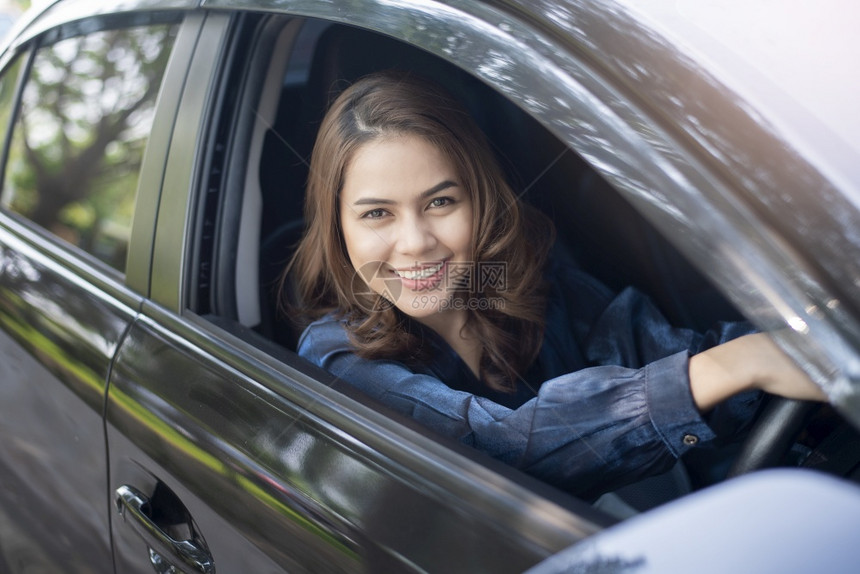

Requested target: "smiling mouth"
[{"left": 395, "top": 260, "right": 445, "bottom": 280}]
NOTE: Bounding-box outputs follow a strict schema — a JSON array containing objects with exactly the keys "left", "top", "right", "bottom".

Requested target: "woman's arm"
[
  {"left": 689, "top": 332, "right": 826, "bottom": 411},
  {"left": 299, "top": 315, "right": 721, "bottom": 499},
  {"left": 556, "top": 267, "right": 826, "bottom": 412},
  {"left": 298, "top": 309, "right": 825, "bottom": 498}
]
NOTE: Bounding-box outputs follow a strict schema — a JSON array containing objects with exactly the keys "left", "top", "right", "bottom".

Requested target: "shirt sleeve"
[
  {"left": 297, "top": 314, "right": 725, "bottom": 499},
  {"left": 564, "top": 271, "right": 762, "bottom": 445}
]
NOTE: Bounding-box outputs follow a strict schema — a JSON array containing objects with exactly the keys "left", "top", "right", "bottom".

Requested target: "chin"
[{"left": 396, "top": 295, "right": 452, "bottom": 320}]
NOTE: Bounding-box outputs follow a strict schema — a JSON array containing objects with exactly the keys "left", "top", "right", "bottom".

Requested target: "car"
[{"left": 1, "top": 0, "right": 859, "bottom": 572}]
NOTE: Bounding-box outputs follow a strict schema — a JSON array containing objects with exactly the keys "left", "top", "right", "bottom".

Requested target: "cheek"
[
  {"left": 445, "top": 207, "right": 474, "bottom": 257},
  {"left": 340, "top": 219, "right": 388, "bottom": 269},
  {"left": 338, "top": 218, "right": 361, "bottom": 274},
  {"left": 357, "top": 261, "right": 387, "bottom": 286}
]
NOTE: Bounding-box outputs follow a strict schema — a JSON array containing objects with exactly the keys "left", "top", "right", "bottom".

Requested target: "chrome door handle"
[{"left": 116, "top": 485, "right": 215, "bottom": 574}]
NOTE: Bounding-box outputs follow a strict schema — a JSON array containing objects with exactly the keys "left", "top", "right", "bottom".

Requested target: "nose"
[{"left": 394, "top": 214, "right": 437, "bottom": 258}]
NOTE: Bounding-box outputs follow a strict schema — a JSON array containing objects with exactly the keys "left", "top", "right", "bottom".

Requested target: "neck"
[
  {"left": 417, "top": 308, "right": 465, "bottom": 342},
  {"left": 417, "top": 310, "right": 482, "bottom": 380}
]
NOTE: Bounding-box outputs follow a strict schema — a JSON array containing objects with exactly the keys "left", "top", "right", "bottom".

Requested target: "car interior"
[
  {"left": 197, "top": 14, "right": 858, "bottom": 515},
  {"left": 228, "top": 16, "right": 744, "bottom": 350}
]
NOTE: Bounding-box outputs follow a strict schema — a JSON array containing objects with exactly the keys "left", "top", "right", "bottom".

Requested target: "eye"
[
  {"left": 428, "top": 197, "right": 454, "bottom": 209},
  {"left": 361, "top": 208, "right": 389, "bottom": 219}
]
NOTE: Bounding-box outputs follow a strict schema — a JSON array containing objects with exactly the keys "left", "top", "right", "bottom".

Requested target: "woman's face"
[{"left": 339, "top": 134, "right": 474, "bottom": 329}]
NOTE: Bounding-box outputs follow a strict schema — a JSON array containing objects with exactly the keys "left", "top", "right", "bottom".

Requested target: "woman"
[{"left": 285, "top": 71, "right": 824, "bottom": 499}]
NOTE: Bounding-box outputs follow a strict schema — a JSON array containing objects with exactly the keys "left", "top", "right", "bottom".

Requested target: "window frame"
[{"left": 162, "top": 9, "right": 612, "bottom": 549}]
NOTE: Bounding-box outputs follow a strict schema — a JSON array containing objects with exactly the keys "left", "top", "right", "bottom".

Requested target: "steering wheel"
[{"left": 726, "top": 397, "right": 818, "bottom": 477}]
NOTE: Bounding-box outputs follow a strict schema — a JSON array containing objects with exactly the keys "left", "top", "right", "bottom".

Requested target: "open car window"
[{"left": 188, "top": 13, "right": 749, "bottom": 509}]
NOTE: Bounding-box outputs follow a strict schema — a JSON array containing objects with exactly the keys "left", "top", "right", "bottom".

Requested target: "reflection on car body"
[{"left": 0, "top": 0, "right": 859, "bottom": 572}]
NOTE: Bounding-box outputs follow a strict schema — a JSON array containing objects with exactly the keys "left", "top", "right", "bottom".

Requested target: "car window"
[
  {"left": 0, "top": 23, "right": 178, "bottom": 273},
  {"left": 194, "top": 11, "right": 751, "bottom": 505},
  {"left": 225, "top": 16, "right": 740, "bottom": 350}
]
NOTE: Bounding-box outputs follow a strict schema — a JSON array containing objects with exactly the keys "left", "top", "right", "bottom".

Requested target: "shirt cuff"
[{"left": 646, "top": 350, "right": 717, "bottom": 457}]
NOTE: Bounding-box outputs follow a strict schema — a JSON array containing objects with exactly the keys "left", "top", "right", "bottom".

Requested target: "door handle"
[{"left": 116, "top": 484, "right": 215, "bottom": 574}]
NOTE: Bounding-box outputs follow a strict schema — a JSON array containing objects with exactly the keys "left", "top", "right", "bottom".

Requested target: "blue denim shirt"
[{"left": 298, "top": 260, "right": 760, "bottom": 498}]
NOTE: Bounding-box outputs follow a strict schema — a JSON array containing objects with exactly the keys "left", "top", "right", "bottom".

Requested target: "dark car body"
[{"left": 1, "top": 0, "right": 859, "bottom": 572}]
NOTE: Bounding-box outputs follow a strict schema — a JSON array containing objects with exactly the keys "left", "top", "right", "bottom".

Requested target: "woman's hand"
[{"left": 689, "top": 333, "right": 827, "bottom": 412}]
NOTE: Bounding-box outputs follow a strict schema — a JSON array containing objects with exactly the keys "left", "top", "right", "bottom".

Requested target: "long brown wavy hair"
[{"left": 284, "top": 71, "right": 554, "bottom": 392}]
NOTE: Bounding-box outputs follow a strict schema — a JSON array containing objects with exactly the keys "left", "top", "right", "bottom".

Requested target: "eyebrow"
[{"left": 351, "top": 180, "right": 458, "bottom": 206}]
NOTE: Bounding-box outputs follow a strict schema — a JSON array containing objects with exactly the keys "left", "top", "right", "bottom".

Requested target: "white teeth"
[{"left": 398, "top": 261, "right": 444, "bottom": 280}]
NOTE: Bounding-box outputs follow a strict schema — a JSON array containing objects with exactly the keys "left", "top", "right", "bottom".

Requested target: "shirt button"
[{"left": 683, "top": 434, "right": 699, "bottom": 446}]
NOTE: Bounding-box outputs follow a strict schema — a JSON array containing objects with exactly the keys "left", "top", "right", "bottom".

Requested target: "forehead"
[{"left": 341, "top": 135, "right": 459, "bottom": 196}]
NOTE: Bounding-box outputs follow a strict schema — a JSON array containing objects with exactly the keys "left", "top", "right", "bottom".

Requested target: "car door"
[
  {"left": 105, "top": 8, "right": 608, "bottom": 574},
  {"left": 0, "top": 2, "right": 184, "bottom": 571}
]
